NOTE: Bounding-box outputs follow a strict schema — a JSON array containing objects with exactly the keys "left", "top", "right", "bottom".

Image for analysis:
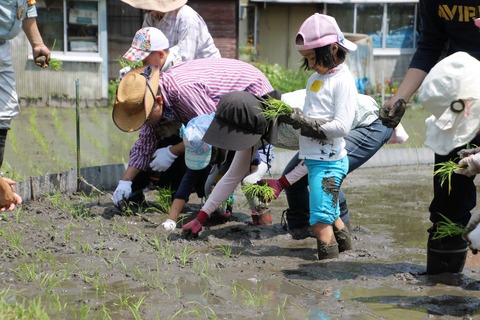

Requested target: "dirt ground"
[{"left": 1, "top": 164, "right": 480, "bottom": 319}]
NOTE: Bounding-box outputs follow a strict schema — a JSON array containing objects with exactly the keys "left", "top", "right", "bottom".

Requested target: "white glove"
[
  {"left": 454, "top": 154, "right": 480, "bottom": 177},
  {"left": 463, "top": 212, "right": 480, "bottom": 252},
  {"left": 113, "top": 180, "right": 132, "bottom": 206},
  {"left": 161, "top": 219, "right": 177, "bottom": 231},
  {"left": 150, "top": 146, "right": 178, "bottom": 172}
]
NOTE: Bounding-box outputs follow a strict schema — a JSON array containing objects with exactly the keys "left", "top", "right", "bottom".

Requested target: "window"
[
  {"left": 239, "top": 4, "right": 258, "bottom": 61},
  {"left": 327, "top": 2, "right": 418, "bottom": 51},
  {"left": 36, "top": 0, "right": 105, "bottom": 61}
]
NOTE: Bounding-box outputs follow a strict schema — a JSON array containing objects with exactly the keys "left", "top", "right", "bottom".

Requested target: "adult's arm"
[
  {"left": 22, "top": 17, "right": 50, "bottom": 63},
  {"left": 201, "top": 149, "right": 252, "bottom": 215}
]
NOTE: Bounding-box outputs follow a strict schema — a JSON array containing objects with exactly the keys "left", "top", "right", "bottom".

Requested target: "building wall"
[
  {"left": 190, "top": 0, "right": 239, "bottom": 59},
  {"left": 107, "top": 0, "right": 239, "bottom": 80},
  {"left": 255, "top": 3, "right": 414, "bottom": 95},
  {"left": 12, "top": 33, "right": 106, "bottom": 108},
  {"left": 12, "top": 0, "right": 238, "bottom": 106}
]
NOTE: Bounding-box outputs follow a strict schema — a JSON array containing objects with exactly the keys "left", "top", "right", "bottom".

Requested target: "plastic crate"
[{"left": 69, "top": 9, "right": 98, "bottom": 26}]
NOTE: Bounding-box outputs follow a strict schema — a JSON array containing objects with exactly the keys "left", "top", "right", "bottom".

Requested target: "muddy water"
[{"left": 3, "top": 107, "right": 480, "bottom": 319}]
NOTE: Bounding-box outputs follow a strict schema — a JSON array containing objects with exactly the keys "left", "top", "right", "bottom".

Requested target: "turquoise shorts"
[{"left": 305, "top": 157, "right": 348, "bottom": 225}]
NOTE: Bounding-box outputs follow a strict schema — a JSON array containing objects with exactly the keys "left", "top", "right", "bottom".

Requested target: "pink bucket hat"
[
  {"left": 123, "top": 27, "right": 170, "bottom": 62},
  {"left": 296, "top": 13, "right": 357, "bottom": 52}
]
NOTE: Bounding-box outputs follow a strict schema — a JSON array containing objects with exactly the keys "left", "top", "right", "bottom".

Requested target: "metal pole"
[{"left": 75, "top": 79, "right": 80, "bottom": 192}]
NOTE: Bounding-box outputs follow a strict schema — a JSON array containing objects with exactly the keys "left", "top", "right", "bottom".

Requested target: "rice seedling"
[
  {"left": 49, "top": 58, "right": 63, "bottom": 71},
  {"left": 261, "top": 96, "right": 293, "bottom": 122},
  {"left": 13, "top": 208, "right": 24, "bottom": 224},
  {"left": 1, "top": 227, "right": 27, "bottom": 256},
  {"left": 78, "top": 305, "right": 92, "bottom": 320},
  {"left": 0, "top": 290, "right": 49, "bottom": 320},
  {"left": 433, "top": 160, "right": 463, "bottom": 194},
  {"left": 432, "top": 213, "right": 465, "bottom": 240},
  {"left": 241, "top": 182, "right": 275, "bottom": 204},
  {"left": 180, "top": 246, "right": 196, "bottom": 265},
  {"left": 40, "top": 273, "right": 63, "bottom": 294},
  {"left": 154, "top": 187, "right": 173, "bottom": 213},
  {"left": 182, "top": 302, "right": 218, "bottom": 319},
  {"left": 147, "top": 260, "right": 169, "bottom": 295},
  {"left": 232, "top": 282, "right": 271, "bottom": 307},
  {"left": 276, "top": 295, "right": 289, "bottom": 317},
  {"left": 11, "top": 262, "right": 38, "bottom": 283},
  {"left": 96, "top": 304, "right": 112, "bottom": 320},
  {"left": 127, "top": 295, "right": 146, "bottom": 320},
  {"left": 216, "top": 244, "right": 233, "bottom": 258},
  {"left": 75, "top": 240, "right": 93, "bottom": 255}
]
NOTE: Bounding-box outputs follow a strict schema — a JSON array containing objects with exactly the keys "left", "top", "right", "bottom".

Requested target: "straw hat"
[
  {"left": 113, "top": 65, "right": 160, "bottom": 132},
  {"left": 121, "top": 0, "right": 187, "bottom": 12}
]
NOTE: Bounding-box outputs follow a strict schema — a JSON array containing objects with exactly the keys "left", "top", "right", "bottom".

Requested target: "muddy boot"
[
  {"left": 317, "top": 238, "right": 339, "bottom": 260},
  {"left": 426, "top": 226, "right": 468, "bottom": 275},
  {"left": 334, "top": 223, "right": 352, "bottom": 253},
  {"left": 280, "top": 209, "right": 309, "bottom": 230},
  {"left": 281, "top": 209, "right": 312, "bottom": 239}
]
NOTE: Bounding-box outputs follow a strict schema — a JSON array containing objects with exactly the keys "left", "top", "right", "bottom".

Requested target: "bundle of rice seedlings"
[
  {"left": 261, "top": 97, "right": 293, "bottom": 122},
  {"left": 433, "top": 160, "right": 463, "bottom": 194},
  {"left": 241, "top": 183, "right": 275, "bottom": 204},
  {"left": 432, "top": 213, "right": 465, "bottom": 240},
  {"left": 49, "top": 58, "right": 63, "bottom": 71}
]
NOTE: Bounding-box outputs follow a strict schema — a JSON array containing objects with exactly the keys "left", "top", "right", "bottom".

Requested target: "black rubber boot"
[
  {"left": 280, "top": 209, "right": 309, "bottom": 230},
  {"left": 317, "top": 238, "right": 339, "bottom": 260},
  {"left": 426, "top": 226, "right": 468, "bottom": 275},
  {"left": 281, "top": 209, "right": 312, "bottom": 239},
  {"left": 334, "top": 221, "right": 352, "bottom": 253}
]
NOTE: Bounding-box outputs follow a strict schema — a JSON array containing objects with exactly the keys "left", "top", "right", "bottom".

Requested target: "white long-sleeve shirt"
[{"left": 299, "top": 63, "right": 357, "bottom": 161}]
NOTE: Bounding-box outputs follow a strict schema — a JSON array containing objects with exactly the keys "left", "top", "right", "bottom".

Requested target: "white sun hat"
[{"left": 419, "top": 52, "right": 480, "bottom": 155}]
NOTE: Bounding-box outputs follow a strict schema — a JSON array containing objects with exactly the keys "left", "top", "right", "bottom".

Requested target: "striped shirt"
[
  {"left": 143, "top": 5, "right": 220, "bottom": 61},
  {"left": 128, "top": 58, "right": 274, "bottom": 170}
]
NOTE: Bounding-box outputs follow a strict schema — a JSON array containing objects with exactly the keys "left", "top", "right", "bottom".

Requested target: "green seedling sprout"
[
  {"left": 433, "top": 160, "right": 463, "bottom": 195},
  {"left": 48, "top": 40, "right": 63, "bottom": 71},
  {"left": 432, "top": 213, "right": 465, "bottom": 240},
  {"left": 154, "top": 187, "right": 173, "bottom": 213},
  {"left": 241, "top": 183, "right": 275, "bottom": 204},
  {"left": 261, "top": 97, "right": 293, "bottom": 122}
]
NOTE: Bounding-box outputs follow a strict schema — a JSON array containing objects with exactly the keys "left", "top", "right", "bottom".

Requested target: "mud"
[{"left": 1, "top": 164, "right": 479, "bottom": 319}]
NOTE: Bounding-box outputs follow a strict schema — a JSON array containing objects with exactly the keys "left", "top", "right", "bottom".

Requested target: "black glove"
[
  {"left": 278, "top": 107, "right": 304, "bottom": 129},
  {"left": 379, "top": 99, "right": 407, "bottom": 128},
  {"left": 278, "top": 108, "right": 326, "bottom": 140}
]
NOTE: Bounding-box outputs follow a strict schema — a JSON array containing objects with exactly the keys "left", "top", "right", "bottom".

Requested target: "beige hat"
[
  {"left": 121, "top": 0, "right": 187, "bottom": 12},
  {"left": 419, "top": 52, "right": 480, "bottom": 155},
  {"left": 113, "top": 65, "right": 160, "bottom": 132}
]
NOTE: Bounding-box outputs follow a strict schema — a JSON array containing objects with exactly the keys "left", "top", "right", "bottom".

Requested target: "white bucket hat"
[
  {"left": 121, "top": 0, "right": 187, "bottom": 12},
  {"left": 419, "top": 52, "right": 480, "bottom": 155}
]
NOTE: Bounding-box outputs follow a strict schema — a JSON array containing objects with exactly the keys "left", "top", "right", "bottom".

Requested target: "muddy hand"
[
  {"left": 457, "top": 147, "right": 480, "bottom": 159},
  {"left": 35, "top": 55, "right": 49, "bottom": 68},
  {"left": 278, "top": 108, "right": 304, "bottom": 129},
  {"left": 379, "top": 98, "right": 406, "bottom": 128}
]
